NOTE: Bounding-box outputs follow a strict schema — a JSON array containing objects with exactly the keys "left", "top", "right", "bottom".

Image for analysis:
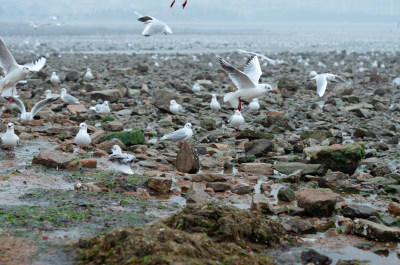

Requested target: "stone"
[
  {"left": 301, "top": 249, "right": 332, "bottom": 265},
  {"left": 351, "top": 172, "right": 373, "bottom": 183},
  {"left": 240, "top": 163, "right": 274, "bottom": 175},
  {"left": 236, "top": 129, "right": 274, "bottom": 140},
  {"left": 354, "top": 128, "right": 376, "bottom": 138},
  {"left": 79, "top": 159, "right": 97, "bottom": 168},
  {"left": 231, "top": 185, "right": 254, "bottom": 195},
  {"left": 283, "top": 219, "right": 315, "bottom": 234},
  {"left": 188, "top": 173, "right": 226, "bottom": 182},
  {"left": 65, "top": 71, "right": 80, "bottom": 82},
  {"left": 209, "top": 143, "right": 229, "bottom": 152},
  {"left": 277, "top": 187, "right": 295, "bottom": 202},
  {"left": 237, "top": 156, "right": 256, "bottom": 163},
  {"left": 309, "top": 142, "right": 366, "bottom": 174},
  {"left": 154, "top": 89, "right": 182, "bottom": 112},
  {"left": 90, "top": 129, "right": 107, "bottom": 144},
  {"left": 81, "top": 182, "right": 109, "bottom": 192},
  {"left": 244, "top": 139, "right": 273, "bottom": 157},
  {"left": 274, "top": 162, "right": 325, "bottom": 175},
  {"left": 67, "top": 104, "right": 86, "bottom": 114},
  {"left": 103, "top": 120, "right": 124, "bottom": 131},
  {"left": 175, "top": 140, "right": 200, "bottom": 174},
  {"left": 300, "top": 130, "right": 333, "bottom": 142},
  {"left": 90, "top": 87, "right": 128, "bottom": 103},
  {"left": 104, "top": 129, "right": 145, "bottom": 146},
  {"left": 185, "top": 183, "right": 211, "bottom": 204},
  {"left": 206, "top": 182, "right": 231, "bottom": 192},
  {"left": 342, "top": 204, "right": 377, "bottom": 219},
  {"left": 256, "top": 114, "right": 296, "bottom": 131},
  {"left": 277, "top": 78, "right": 299, "bottom": 91},
  {"left": 33, "top": 126, "right": 79, "bottom": 136},
  {"left": 147, "top": 177, "right": 172, "bottom": 194},
  {"left": 352, "top": 218, "right": 400, "bottom": 242},
  {"left": 200, "top": 118, "right": 216, "bottom": 131},
  {"left": 337, "top": 217, "right": 353, "bottom": 234},
  {"left": 250, "top": 194, "right": 273, "bottom": 214},
  {"left": 97, "top": 138, "right": 125, "bottom": 152},
  {"left": 388, "top": 202, "right": 400, "bottom": 216},
  {"left": 32, "top": 151, "right": 76, "bottom": 169},
  {"left": 295, "top": 188, "right": 337, "bottom": 217},
  {"left": 318, "top": 171, "right": 349, "bottom": 189}
]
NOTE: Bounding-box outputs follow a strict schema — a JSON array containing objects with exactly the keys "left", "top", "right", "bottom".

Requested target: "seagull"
[
  {"left": 135, "top": 11, "right": 173, "bottom": 37},
  {"left": 4, "top": 95, "right": 59, "bottom": 123},
  {"left": 83, "top": 68, "right": 93, "bottom": 82},
  {"left": 27, "top": 20, "right": 52, "bottom": 30},
  {"left": 90, "top": 101, "right": 110, "bottom": 114},
  {"left": 219, "top": 55, "right": 277, "bottom": 111},
  {"left": 45, "top": 90, "right": 53, "bottom": 99},
  {"left": 311, "top": 73, "right": 347, "bottom": 97},
  {"left": 61, "top": 88, "right": 80, "bottom": 104},
  {"left": 229, "top": 110, "right": 244, "bottom": 134},
  {"left": 169, "top": 100, "right": 185, "bottom": 115},
  {"left": 236, "top": 49, "right": 285, "bottom": 65},
  {"left": 170, "top": 0, "right": 188, "bottom": 8},
  {"left": 248, "top": 98, "right": 260, "bottom": 113},
  {"left": 74, "top": 123, "right": 91, "bottom": 154},
  {"left": 309, "top": 71, "right": 318, "bottom": 78},
  {"left": 161, "top": 123, "right": 193, "bottom": 148},
  {"left": 192, "top": 83, "right": 201, "bottom": 92},
  {"left": 0, "top": 38, "right": 46, "bottom": 102},
  {"left": 109, "top": 145, "right": 136, "bottom": 182},
  {"left": 0, "top": 123, "right": 19, "bottom": 156},
  {"left": 50, "top": 72, "right": 60, "bottom": 87},
  {"left": 210, "top": 94, "right": 221, "bottom": 111}
]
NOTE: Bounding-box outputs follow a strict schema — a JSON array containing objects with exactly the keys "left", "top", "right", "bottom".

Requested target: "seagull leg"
[
  {"left": 170, "top": 0, "right": 175, "bottom": 7},
  {"left": 179, "top": 142, "right": 183, "bottom": 149},
  {"left": 11, "top": 147, "right": 15, "bottom": 157},
  {"left": 9, "top": 87, "right": 14, "bottom": 103},
  {"left": 0, "top": 85, "right": 5, "bottom": 97},
  {"left": 238, "top": 97, "right": 242, "bottom": 111},
  {"left": 114, "top": 173, "right": 117, "bottom": 185},
  {"left": 121, "top": 175, "right": 126, "bottom": 181},
  {"left": 182, "top": 0, "right": 187, "bottom": 8}
]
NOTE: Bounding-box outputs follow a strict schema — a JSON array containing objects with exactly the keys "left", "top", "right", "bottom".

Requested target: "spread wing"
[
  {"left": 135, "top": 11, "right": 155, "bottom": 23},
  {"left": 315, "top": 75, "right": 328, "bottom": 97},
  {"left": 243, "top": 56, "right": 262, "bottom": 85},
  {"left": 31, "top": 96, "right": 59, "bottom": 117},
  {"left": 25, "top": 57, "right": 46, "bottom": 72},
  {"left": 219, "top": 58, "right": 256, "bottom": 89},
  {"left": 161, "top": 128, "right": 188, "bottom": 141},
  {"left": 0, "top": 38, "right": 19, "bottom": 75},
  {"left": 6, "top": 96, "right": 26, "bottom": 114},
  {"left": 142, "top": 22, "right": 164, "bottom": 36},
  {"left": 333, "top": 75, "right": 346, "bottom": 83}
]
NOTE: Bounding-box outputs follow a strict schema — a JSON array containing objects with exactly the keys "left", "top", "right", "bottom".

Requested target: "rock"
[
  {"left": 147, "top": 177, "right": 172, "bottom": 194},
  {"left": 65, "top": 71, "right": 80, "bottom": 82},
  {"left": 79, "top": 159, "right": 97, "bottom": 169},
  {"left": 351, "top": 172, "right": 373, "bottom": 183},
  {"left": 169, "top": 81, "right": 191, "bottom": 92},
  {"left": 283, "top": 219, "right": 316, "bottom": 234},
  {"left": 90, "top": 87, "right": 128, "bottom": 103},
  {"left": 97, "top": 138, "right": 125, "bottom": 152},
  {"left": 274, "top": 162, "right": 325, "bottom": 175},
  {"left": 333, "top": 83, "right": 354, "bottom": 97},
  {"left": 318, "top": 171, "right": 349, "bottom": 189},
  {"left": 67, "top": 104, "right": 86, "bottom": 114},
  {"left": 240, "top": 163, "right": 274, "bottom": 175},
  {"left": 209, "top": 143, "right": 229, "bottom": 152},
  {"left": 33, "top": 126, "right": 79, "bottom": 136},
  {"left": 342, "top": 204, "right": 377, "bottom": 219},
  {"left": 32, "top": 151, "right": 76, "bottom": 169},
  {"left": 231, "top": 185, "right": 254, "bottom": 195},
  {"left": 200, "top": 118, "right": 216, "bottom": 131},
  {"left": 352, "top": 218, "right": 400, "bottom": 242},
  {"left": 189, "top": 173, "right": 226, "bottom": 182},
  {"left": 250, "top": 194, "right": 274, "bottom": 214},
  {"left": 176, "top": 140, "right": 200, "bottom": 174},
  {"left": 90, "top": 129, "right": 107, "bottom": 144},
  {"left": 309, "top": 142, "right": 366, "bottom": 174},
  {"left": 295, "top": 188, "right": 337, "bottom": 217},
  {"left": 277, "top": 187, "right": 295, "bottom": 202},
  {"left": 236, "top": 129, "right": 274, "bottom": 140},
  {"left": 300, "top": 130, "right": 333, "bottom": 142},
  {"left": 81, "top": 182, "right": 109, "bottom": 192},
  {"left": 185, "top": 183, "right": 211, "bottom": 204},
  {"left": 244, "top": 139, "right": 273, "bottom": 157},
  {"left": 256, "top": 114, "right": 296, "bottom": 131},
  {"left": 103, "top": 120, "right": 124, "bottom": 131},
  {"left": 353, "top": 128, "right": 376, "bottom": 138},
  {"left": 237, "top": 156, "right": 256, "bottom": 163},
  {"left": 154, "top": 89, "right": 182, "bottom": 112},
  {"left": 104, "top": 129, "right": 145, "bottom": 146},
  {"left": 277, "top": 78, "right": 299, "bottom": 91},
  {"left": 206, "top": 182, "right": 231, "bottom": 192},
  {"left": 301, "top": 249, "right": 332, "bottom": 265},
  {"left": 388, "top": 202, "right": 400, "bottom": 216}
]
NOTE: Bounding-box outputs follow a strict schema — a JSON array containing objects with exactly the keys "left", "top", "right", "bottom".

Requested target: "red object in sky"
[{"left": 171, "top": 0, "right": 188, "bottom": 9}]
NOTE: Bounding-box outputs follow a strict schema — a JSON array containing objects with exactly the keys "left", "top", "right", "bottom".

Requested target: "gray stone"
[
  {"left": 90, "top": 129, "right": 107, "bottom": 144},
  {"left": 185, "top": 183, "right": 212, "bottom": 204},
  {"left": 206, "top": 182, "right": 231, "bottom": 192},
  {"left": 97, "top": 138, "right": 125, "bottom": 152},
  {"left": 274, "top": 162, "right": 325, "bottom": 175},
  {"left": 277, "top": 187, "right": 295, "bottom": 202},
  {"left": 342, "top": 204, "right": 377, "bottom": 219},
  {"left": 90, "top": 87, "right": 128, "bottom": 103},
  {"left": 154, "top": 89, "right": 182, "bottom": 112},
  {"left": 32, "top": 151, "right": 76, "bottom": 169},
  {"left": 352, "top": 218, "right": 400, "bottom": 242},
  {"left": 65, "top": 71, "right": 80, "bottom": 82},
  {"left": 250, "top": 194, "right": 274, "bottom": 214},
  {"left": 240, "top": 163, "right": 274, "bottom": 175},
  {"left": 189, "top": 173, "right": 227, "bottom": 182},
  {"left": 318, "top": 171, "right": 349, "bottom": 189},
  {"left": 231, "top": 185, "right": 254, "bottom": 195},
  {"left": 244, "top": 139, "right": 273, "bottom": 157},
  {"left": 103, "top": 120, "right": 124, "bottom": 131},
  {"left": 147, "top": 177, "right": 172, "bottom": 194},
  {"left": 295, "top": 188, "right": 337, "bottom": 217},
  {"left": 283, "top": 219, "right": 315, "bottom": 234}
]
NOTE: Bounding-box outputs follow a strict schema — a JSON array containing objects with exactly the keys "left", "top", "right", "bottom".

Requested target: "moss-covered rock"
[
  {"left": 200, "top": 118, "right": 216, "bottom": 131},
  {"left": 309, "top": 142, "right": 366, "bottom": 175},
  {"left": 236, "top": 129, "right": 274, "bottom": 140},
  {"left": 105, "top": 129, "right": 145, "bottom": 146},
  {"left": 237, "top": 156, "right": 256, "bottom": 163},
  {"left": 277, "top": 187, "right": 295, "bottom": 202},
  {"left": 300, "top": 130, "right": 333, "bottom": 142}
]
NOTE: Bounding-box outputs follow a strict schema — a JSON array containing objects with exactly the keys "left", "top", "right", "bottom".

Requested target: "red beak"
[{"left": 270, "top": 90, "right": 277, "bottom": 94}]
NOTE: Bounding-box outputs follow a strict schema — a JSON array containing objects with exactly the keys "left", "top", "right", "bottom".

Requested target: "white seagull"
[
  {"left": 161, "top": 123, "right": 193, "bottom": 148},
  {"left": 229, "top": 110, "right": 245, "bottom": 134},
  {"left": 210, "top": 94, "right": 221, "bottom": 111},
  {"left": 0, "top": 123, "right": 19, "bottom": 156},
  {"left": 135, "top": 11, "right": 173, "bottom": 37},
  {"left": 192, "top": 83, "right": 201, "bottom": 92},
  {"left": 5, "top": 95, "right": 59, "bottom": 123},
  {"left": 248, "top": 98, "right": 260, "bottom": 113},
  {"left": 90, "top": 101, "right": 110, "bottom": 114},
  {"left": 0, "top": 38, "right": 46, "bottom": 102},
  {"left": 236, "top": 49, "right": 285, "bottom": 66},
  {"left": 50, "top": 72, "right": 60, "bottom": 86},
  {"left": 311, "top": 73, "right": 347, "bottom": 97},
  {"left": 45, "top": 90, "right": 53, "bottom": 99},
  {"left": 61, "top": 88, "right": 80, "bottom": 104},
  {"left": 83, "top": 68, "right": 93, "bottom": 82},
  {"left": 219, "top": 56, "right": 277, "bottom": 111},
  {"left": 109, "top": 145, "right": 136, "bottom": 182},
  {"left": 169, "top": 100, "right": 185, "bottom": 115},
  {"left": 74, "top": 123, "right": 91, "bottom": 154}
]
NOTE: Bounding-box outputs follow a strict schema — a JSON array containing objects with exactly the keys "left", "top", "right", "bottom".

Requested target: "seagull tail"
[
  {"left": 224, "top": 92, "right": 239, "bottom": 108},
  {"left": 0, "top": 87, "right": 18, "bottom": 98}
]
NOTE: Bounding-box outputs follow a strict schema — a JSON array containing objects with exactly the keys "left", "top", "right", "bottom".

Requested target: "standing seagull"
[
  {"left": 248, "top": 98, "right": 260, "bottom": 113},
  {"left": 1, "top": 123, "right": 19, "bottom": 156},
  {"left": 170, "top": 0, "right": 188, "bottom": 8},
  {"left": 135, "top": 11, "right": 173, "bottom": 37},
  {"left": 169, "top": 100, "right": 185, "bottom": 115},
  {"left": 90, "top": 101, "right": 110, "bottom": 114},
  {"left": 0, "top": 38, "right": 46, "bottom": 102},
  {"left": 210, "top": 94, "right": 221, "bottom": 112},
  {"left": 61, "top": 88, "right": 80, "bottom": 104},
  {"left": 4, "top": 95, "right": 59, "bottom": 122},
  {"left": 84, "top": 68, "right": 93, "bottom": 82},
  {"left": 109, "top": 145, "right": 136, "bottom": 182},
  {"left": 311, "top": 73, "right": 347, "bottom": 97},
  {"left": 161, "top": 123, "right": 193, "bottom": 148},
  {"left": 45, "top": 90, "right": 53, "bottom": 99},
  {"left": 219, "top": 56, "right": 276, "bottom": 111},
  {"left": 229, "top": 110, "right": 244, "bottom": 134},
  {"left": 50, "top": 72, "right": 60, "bottom": 87},
  {"left": 74, "top": 123, "right": 91, "bottom": 154}
]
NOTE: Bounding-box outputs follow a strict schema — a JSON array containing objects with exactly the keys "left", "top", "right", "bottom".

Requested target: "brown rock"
[
  {"left": 210, "top": 143, "right": 230, "bottom": 152},
  {"left": 295, "top": 188, "right": 337, "bottom": 217},
  {"left": 185, "top": 183, "right": 211, "bottom": 204},
  {"left": 240, "top": 163, "right": 274, "bottom": 175},
  {"left": 147, "top": 177, "right": 172, "bottom": 194},
  {"left": 250, "top": 194, "right": 274, "bottom": 214},
  {"left": 97, "top": 138, "right": 125, "bottom": 152},
  {"left": 90, "top": 129, "right": 107, "bottom": 144},
  {"left": 204, "top": 187, "right": 214, "bottom": 193},
  {"left": 388, "top": 202, "right": 400, "bottom": 216},
  {"left": 93, "top": 148, "right": 108, "bottom": 157},
  {"left": 81, "top": 182, "right": 109, "bottom": 192},
  {"left": 80, "top": 159, "right": 97, "bottom": 168},
  {"left": 127, "top": 188, "right": 150, "bottom": 200},
  {"left": 175, "top": 140, "right": 200, "bottom": 174},
  {"left": 28, "top": 120, "right": 44, "bottom": 126},
  {"left": 189, "top": 173, "right": 226, "bottom": 182},
  {"left": 206, "top": 182, "right": 231, "bottom": 192},
  {"left": 67, "top": 104, "right": 87, "bottom": 114},
  {"left": 32, "top": 151, "right": 76, "bottom": 169}
]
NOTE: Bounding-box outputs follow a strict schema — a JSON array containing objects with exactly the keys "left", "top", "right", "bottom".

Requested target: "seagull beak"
[{"left": 270, "top": 90, "right": 278, "bottom": 94}]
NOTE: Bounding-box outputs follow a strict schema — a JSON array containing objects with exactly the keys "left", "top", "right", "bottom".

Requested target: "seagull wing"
[
  {"left": 236, "top": 49, "right": 277, "bottom": 64},
  {"left": 136, "top": 13, "right": 155, "bottom": 23},
  {"left": 0, "top": 38, "right": 19, "bottom": 75},
  {"left": 333, "top": 75, "right": 347, "bottom": 83},
  {"left": 25, "top": 57, "right": 46, "bottom": 72},
  {"left": 31, "top": 96, "right": 59, "bottom": 117},
  {"left": 142, "top": 22, "right": 164, "bottom": 36},
  {"left": 7, "top": 96, "right": 26, "bottom": 114},
  {"left": 161, "top": 128, "right": 188, "bottom": 141},
  {"left": 219, "top": 58, "right": 256, "bottom": 89},
  {"left": 63, "top": 93, "right": 80, "bottom": 104},
  {"left": 243, "top": 56, "right": 262, "bottom": 85},
  {"left": 315, "top": 75, "right": 328, "bottom": 97}
]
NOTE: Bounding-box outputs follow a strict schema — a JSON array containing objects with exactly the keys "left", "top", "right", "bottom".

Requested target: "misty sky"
[{"left": 0, "top": 0, "right": 399, "bottom": 24}]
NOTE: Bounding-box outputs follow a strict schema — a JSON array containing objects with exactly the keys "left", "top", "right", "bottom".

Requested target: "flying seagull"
[
  {"left": 135, "top": 11, "right": 173, "bottom": 37},
  {"left": 311, "top": 73, "right": 347, "bottom": 97}
]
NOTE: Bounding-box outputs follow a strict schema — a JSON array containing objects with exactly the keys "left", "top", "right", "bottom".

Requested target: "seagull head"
[
  {"left": 79, "top": 123, "right": 87, "bottom": 130},
  {"left": 264, "top": 84, "right": 277, "bottom": 94},
  {"left": 22, "top": 66, "right": 31, "bottom": 74},
  {"left": 212, "top": 94, "right": 217, "bottom": 98},
  {"left": 170, "top": 100, "right": 177, "bottom": 105},
  {"left": 61, "top": 88, "right": 67, "bottom": 94},
  {"left": 184, "top": 123, "right": 192, "bottom": 129},
  {"left": 111, "top": 144, "right": 122, "bottom": 154},
  {"left": 87, "top": 68, "right": 91, "bottom": 72},
  {"left": 45, "top": 90, "right": 52, "bottom": 96},
  {"left": 252, "top": 98, "right": 259, "bottom": 103},
  {"left": 7, "top": 123, "right": 14, "bottom": 130}
]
